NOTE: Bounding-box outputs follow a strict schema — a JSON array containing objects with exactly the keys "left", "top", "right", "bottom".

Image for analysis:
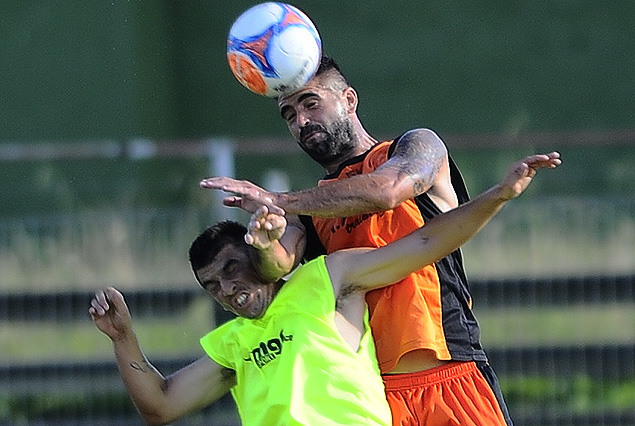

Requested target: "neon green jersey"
[{"left": 200, "top": 256, "right": 392, "bottom": 426}]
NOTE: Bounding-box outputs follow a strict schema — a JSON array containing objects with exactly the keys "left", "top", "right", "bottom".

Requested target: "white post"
[
  {"left": 206, "top": 138, "right": 236, "bottom": 221},
  {"left": 262, "top": 169, "right": 290, "bottom": 192}
]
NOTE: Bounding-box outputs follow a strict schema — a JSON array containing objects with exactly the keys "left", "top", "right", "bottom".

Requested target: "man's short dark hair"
[
  {"left": 189, "top": 221, "right": 248, "bottom": 286},
  {"left": 315, "top": 55, "right": 351, "bottom": 89}
]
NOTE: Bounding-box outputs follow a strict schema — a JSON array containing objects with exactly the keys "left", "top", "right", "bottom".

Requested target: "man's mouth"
[
  {"left": 235, "top": 293, "right": 249, "bottom": 309},
  {"left": 301, "top": 131, "right": 321, "bottom": 144},
  {"left": 300, "top": 125, "right": 327, "bottom": 144}
]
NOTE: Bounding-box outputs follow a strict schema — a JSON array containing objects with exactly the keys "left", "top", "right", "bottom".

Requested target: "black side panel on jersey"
[
  {"left": 448, "top": 156, "right": 470, "bottom": 204},
  {"left": 299, "top": 214, "right": 326, "bottom": 262},
  {"left": 388, "top": 140, "right": 487, "bottom": 361}
]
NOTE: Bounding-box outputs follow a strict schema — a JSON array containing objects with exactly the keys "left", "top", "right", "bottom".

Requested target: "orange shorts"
[{"left": 383, "top": 361, "right": 511, "bottom": 426}]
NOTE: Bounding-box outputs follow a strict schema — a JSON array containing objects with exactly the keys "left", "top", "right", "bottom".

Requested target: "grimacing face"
[
  {"left": 195, "top": 244, "right": 277, "bottom": 319},
  {"left": 277, "top": 76, "right": 357, "bottom": 167}
]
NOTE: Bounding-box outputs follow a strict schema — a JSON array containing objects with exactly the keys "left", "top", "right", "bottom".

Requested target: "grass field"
[{"left": 1, "top": 197, "right": 634, "bottom": 423}]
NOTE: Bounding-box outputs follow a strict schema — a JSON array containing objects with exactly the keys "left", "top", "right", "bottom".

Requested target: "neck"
[{"left": 324, "top": 124, "right": 378, "bottom": 174}]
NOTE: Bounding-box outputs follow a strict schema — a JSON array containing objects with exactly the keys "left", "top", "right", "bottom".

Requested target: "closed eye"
[
  {"left": 204, "top": 280, "right": 220, "bottom": 293},
  {"left": 304, "top": 99, "right": 318, "bottom": 109},
  {"left": 223, "top": 259, "right": 239, "bottom": 277},
  {"left": 280, "top": 105, "right": 295, "bottom": 122}
]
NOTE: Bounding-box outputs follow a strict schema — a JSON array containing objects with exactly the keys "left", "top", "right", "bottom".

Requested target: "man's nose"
[
  {"left": 295, "top": 111, "right": 310, "bottom": 128},
  {"left": 219, "top": 279, "right": 236, "bottom": 295}
]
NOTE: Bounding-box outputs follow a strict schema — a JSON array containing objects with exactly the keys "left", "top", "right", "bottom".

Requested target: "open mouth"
[{"left": 235, "top": 293, "right": 249, "bottom": 309}]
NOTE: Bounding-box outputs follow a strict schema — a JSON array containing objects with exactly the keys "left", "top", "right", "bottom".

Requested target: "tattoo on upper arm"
[{"left": 392, "top": 130, "right": 445, "bottom": 195}]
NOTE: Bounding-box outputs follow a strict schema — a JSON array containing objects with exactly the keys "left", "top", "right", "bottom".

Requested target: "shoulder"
[
  {"left": 384, "top": 128, "right": 449, "bottom": 176},
  {"left": 324, "top": 248, "right": 374, "bottom": 300},
  {"left": 392, "top": 128, "right": 447, "bottom": 154}
]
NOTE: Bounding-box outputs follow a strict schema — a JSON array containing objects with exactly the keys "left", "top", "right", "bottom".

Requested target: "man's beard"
[{"left": 298, "top": 118, "right": 355, "bottom": 168}]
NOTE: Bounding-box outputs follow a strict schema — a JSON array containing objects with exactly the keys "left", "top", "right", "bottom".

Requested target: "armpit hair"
[
  {"left": 335, "top": 284, "right": 364, "bottom": 309},
  {"left": 221, "top": 367, "right": 236, "bottom": 381}
]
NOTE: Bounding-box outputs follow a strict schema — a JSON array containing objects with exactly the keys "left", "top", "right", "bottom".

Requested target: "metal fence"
[{"left": 1, "top": 198, "right": 634, "bottom": 426}]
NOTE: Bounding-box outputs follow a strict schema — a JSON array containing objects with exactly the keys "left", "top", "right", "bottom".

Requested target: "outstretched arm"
[
  {"left": 200, "top": 128, "right": 449, "bottom": 217},
  {"left": 327, "top": 152, "right": 562, "bottom": 296},
  {"left": 200, "top": 129, "right": 447, "bottom": 280},
  {"left": 89, "top": 288, "right": 235, "bottom": 425}
]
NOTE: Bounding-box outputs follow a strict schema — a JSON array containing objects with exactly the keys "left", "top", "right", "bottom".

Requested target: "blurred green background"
[
  {"left": 3, "top": 1, "right": 634, "bottom": 140},
  {"left": 1, "top": 1, "right": 634, "bottom": 218},
  {"left": 1, "top": 2, "right": 634, "bottom": 425}
]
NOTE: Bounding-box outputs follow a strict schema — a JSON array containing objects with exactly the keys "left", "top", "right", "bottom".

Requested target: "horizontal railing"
[{"left": 2, "top": 274, "right": 633, "bottom": 321}]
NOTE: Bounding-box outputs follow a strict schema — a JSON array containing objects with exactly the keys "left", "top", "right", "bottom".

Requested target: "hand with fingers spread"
[
  {"left": 245, "top": 205, "right": 288, "bottom": 249},
  {"left": 199, "top": 177, "right": 284, "bottom": 215},
  {"left": 89, "top": 287, "right": 133, "bottom": 341},
  {"left": 497, "top": 151, "right": 562, "bottom": 200}
]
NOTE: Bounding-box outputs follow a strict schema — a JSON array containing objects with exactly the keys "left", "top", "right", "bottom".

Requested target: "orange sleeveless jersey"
[{"left": 304, "top": 140, "right": 486, "bottom": 373}]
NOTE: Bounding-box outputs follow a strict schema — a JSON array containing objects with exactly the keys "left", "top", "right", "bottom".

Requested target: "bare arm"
[
  {"left": 326, "top": 152, "right": 562, "bottom": 297},
  {"left": 89, "top": 288, "right": 235, "bottom": 425},
  {"left": 278, "top": 128, "right": 448, "bottom": 216},
  {"left": 199, "top": 129, "right": 446, "bottom": 280},
  {"left": 200, "top": 128, "right": 449, "bottom": 217},
  {"left": 246, "top": 210, "right": 306, "bottom": 281}
]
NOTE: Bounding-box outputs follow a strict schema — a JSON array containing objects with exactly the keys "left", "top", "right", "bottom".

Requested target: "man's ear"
[{"left": 343, "top": 87, "right": 358, "bottom": 114}]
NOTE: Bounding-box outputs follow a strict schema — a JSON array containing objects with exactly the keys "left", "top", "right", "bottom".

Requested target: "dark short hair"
[
  {"left": 274, "top": 55, "right": 351, "bottom": 101},
  {"left": 189, "top": 221, "right": 248, "bottom": 286},
  {"left": 315, "top": 55, "right": 351, "bottom": 89}
]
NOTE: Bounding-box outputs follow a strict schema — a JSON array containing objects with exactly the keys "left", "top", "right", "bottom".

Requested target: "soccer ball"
[{"left": 227, "top": 2, "right": 322, "bottom": 97}]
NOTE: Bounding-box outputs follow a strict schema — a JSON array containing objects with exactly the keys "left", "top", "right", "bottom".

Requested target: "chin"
[
  {"left": 238, "top": 304, "right": 260, "bottom": 319},
  {"left": 242, "top": 311, "right": 262, "bottom": 320}
]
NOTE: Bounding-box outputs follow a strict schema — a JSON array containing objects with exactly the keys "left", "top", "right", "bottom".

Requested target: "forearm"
[
  {"left": 336, "top": 184, "right": 511, "bottom": 292},
  {"left": 93, "top": 288, "right": 231, "bottom": 424},
  {"left": 252, "top": 239, "right": 298, "bottom": 281},
  {"left": 337, "top": 152, "right": 560, "bottom": 293},
  {"left": 421, "top": 151, "right": 558, "bottom": 252},
  {"left": 275, "top": 135, "right": 445, "bottom": 217},
  {"left": 251, "top": 218, "right": 306, "bottom": 281},
  {"left": 112, "top": 333, "right": 173, "bottom": 424},
  {"left": 276, "top": 174, "right": 398, "bottom": 217},
  {"left": 420, "top": 184, "right": 511, "bottom": 257}
]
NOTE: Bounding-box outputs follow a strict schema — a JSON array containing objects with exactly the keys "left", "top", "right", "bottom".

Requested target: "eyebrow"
[
  {"left": 279, "top": 91, "right": 320, "bottom": 118},
  {"left": 297, "top": 92, "right": 319, "bottom": 103}
]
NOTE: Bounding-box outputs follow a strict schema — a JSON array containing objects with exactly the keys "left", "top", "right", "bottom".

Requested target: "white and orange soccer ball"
[{"left": 227, "top": 2, "right": 322, "bottom": 97}]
